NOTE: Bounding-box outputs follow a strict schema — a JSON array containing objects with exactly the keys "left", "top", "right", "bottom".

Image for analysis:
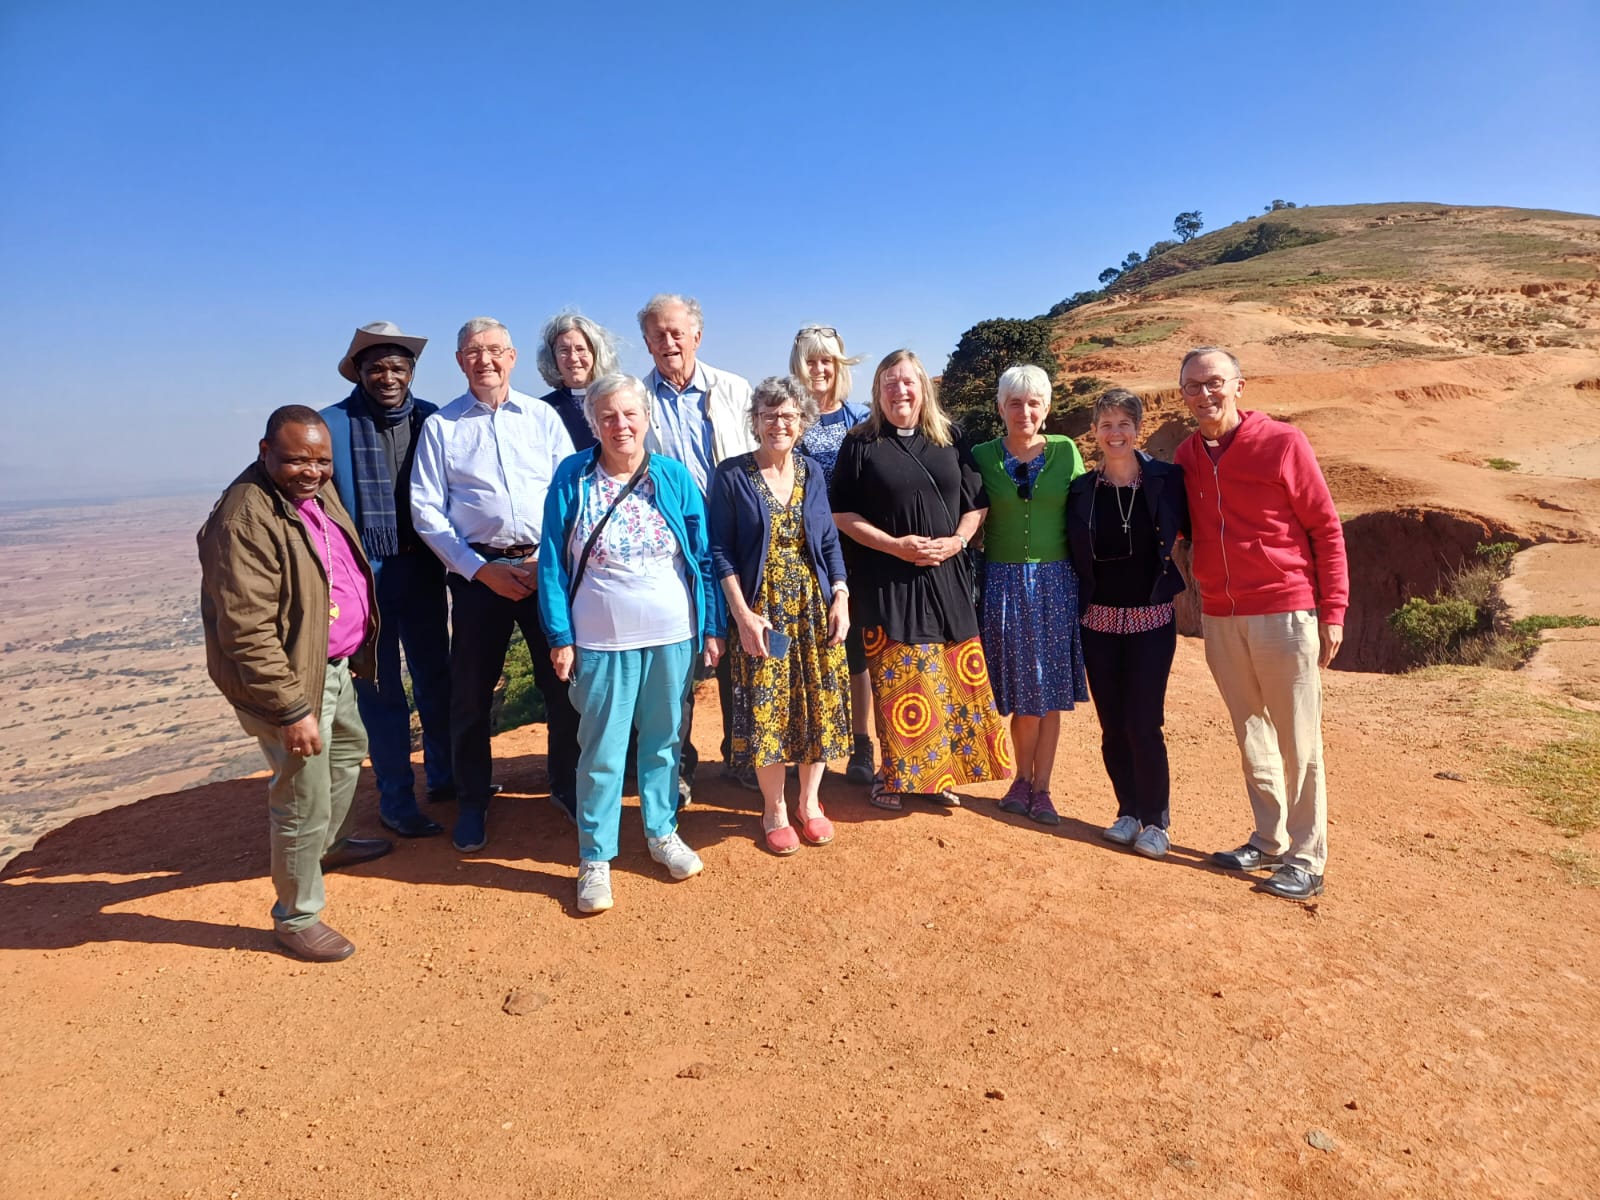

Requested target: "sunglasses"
[
  {"left": 1013, "top": 462, "right": 1032, "bottom": 501},
  {"left": 794, "top": 325, "right": 839, "bottom": 343}
]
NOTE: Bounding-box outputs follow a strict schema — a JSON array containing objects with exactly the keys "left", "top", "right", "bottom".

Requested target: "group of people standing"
[{"left": 198, "top": 296, "right": 1347, "bottom": 963}]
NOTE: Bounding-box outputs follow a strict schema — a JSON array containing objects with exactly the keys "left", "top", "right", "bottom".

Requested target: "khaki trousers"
[
  {"left": 236, "top": 659, "right": 368, "bottom": 932},
  {"left": 1201, "top": 611, "right": 1328, "bottom": 874}
]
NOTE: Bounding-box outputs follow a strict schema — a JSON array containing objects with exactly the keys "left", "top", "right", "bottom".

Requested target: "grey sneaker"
[
  {"left": 677, "top": 775, "right": 693, "bottom": 808},
  {"left": 1259, "top": 865, "right": 1324, "bottom": 900},
  {"left": 1133, "top": 825, "right": 1170, "bottom": 859},
  {"left": 576, "top": 860, "right": 613, "bottom": 913},
  {"left": 1103, "top": 814, "right": 1142, "bottom": 845},
  {"left": 1213, "top": 842, "right": 1285, "bottom": 872},
  {"left": 647, "top": 832, "right": 704, "bottom": 880}
]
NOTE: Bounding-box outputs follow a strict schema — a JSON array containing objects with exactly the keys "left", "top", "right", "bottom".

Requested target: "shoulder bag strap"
[{"left": 568, "top": 455, "right": 651, "bottom": 602}]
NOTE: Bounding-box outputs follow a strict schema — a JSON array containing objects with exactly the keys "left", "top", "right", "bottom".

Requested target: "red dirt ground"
[{"left": 3, "top": 647, "right": 1597, "bottom": 1199}]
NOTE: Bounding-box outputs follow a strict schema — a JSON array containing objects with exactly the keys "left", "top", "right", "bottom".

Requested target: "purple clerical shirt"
[{"left": 297, "top": 497, "right": 370, "bottom": 661}]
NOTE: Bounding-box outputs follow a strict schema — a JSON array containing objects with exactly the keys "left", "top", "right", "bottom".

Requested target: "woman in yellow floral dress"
[{"left": 709, "top": 376, "right": 852, "bottom": 855}]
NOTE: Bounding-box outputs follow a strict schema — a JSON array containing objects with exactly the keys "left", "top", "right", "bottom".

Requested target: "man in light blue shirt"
[
  {"left": 413, "top": 317, "right": 578, "bottom": 853},
  {"left": 637, "top": 294, "right": 755, "bottom": 795}
]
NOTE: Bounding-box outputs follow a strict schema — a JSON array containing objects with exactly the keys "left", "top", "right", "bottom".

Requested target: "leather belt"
[{"left": 470, "top": 542, "right": 537, "bottom": 560}]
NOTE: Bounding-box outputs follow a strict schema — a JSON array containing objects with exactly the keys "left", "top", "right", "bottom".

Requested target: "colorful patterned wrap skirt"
[{"left": 863, "top": 627, "right": 1015, "bottom": 793}]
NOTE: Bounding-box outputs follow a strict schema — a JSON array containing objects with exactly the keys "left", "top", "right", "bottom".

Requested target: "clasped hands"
[{"left": 895, "top": 534, "right": 963, "bottom": 568}]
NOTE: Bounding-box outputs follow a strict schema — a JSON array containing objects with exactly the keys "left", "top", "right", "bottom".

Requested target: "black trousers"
[
  {"left": 676, "top": 652, "right": 733, "bottom": 778},
  {"left": 1080, "top": 620, "right": 1177, "bottom": 829},
  {"left": 447, "top": 573, "right": 579, "bottom": 808}
]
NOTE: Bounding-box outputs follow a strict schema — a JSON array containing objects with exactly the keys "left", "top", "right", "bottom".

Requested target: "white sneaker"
[
  {"left": 576, "top": 860, "right": 613, "bottom": 913},
  {"left": 1103, "top": 814, "right": 1142, "bottom": 845},
  {"left": 1133, "top": 825, "right": 1170, "bottom": 859},
  {"left": 647, "top": 831, "right": 704, "bottom": 880}
]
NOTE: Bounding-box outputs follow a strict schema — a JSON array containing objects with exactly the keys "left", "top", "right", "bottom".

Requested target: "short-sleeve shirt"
[
  {"left": 568, "top": 467, "right": 694, "bottom": 651},
  {"left": 828, "top": 426, "right": 988, "bottom": 645}
]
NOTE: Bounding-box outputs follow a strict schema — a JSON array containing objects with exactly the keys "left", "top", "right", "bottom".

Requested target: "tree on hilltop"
[
  {"left": 1097, "top": 266, "right": 1122, "bottom": 285},
  {"left": 941, "top": 318, "right": 1061, "bottom": 444},
  {"left": 1173, "top": 210, "right": 1203, "bottom": 242},
  {"left": 1264, "top": 199, "right": 1299, "bottom": 211},
  {"left": 1120, "top": 250, "right": 1143, "bottom": 271}
]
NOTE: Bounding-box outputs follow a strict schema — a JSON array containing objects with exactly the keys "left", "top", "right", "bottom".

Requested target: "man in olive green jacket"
[{"left": 198, "top": 405, "right": 388, "bottom": 962}]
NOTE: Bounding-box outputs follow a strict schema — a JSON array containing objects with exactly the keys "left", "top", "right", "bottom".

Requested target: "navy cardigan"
[
  {"left": 708, "top": 451, "right": 847, "bottom": 612},
  {"left": 1066, "top": 453, "right": 1190, "bottom": 607}
]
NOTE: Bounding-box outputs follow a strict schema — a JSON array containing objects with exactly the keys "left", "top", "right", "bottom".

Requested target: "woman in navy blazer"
[
  {"left": 709, "top": 376, "right": 853, "bottom": 856},
  {"left": 1066, "top": 389, "right": 1189, "bottom": 861}
]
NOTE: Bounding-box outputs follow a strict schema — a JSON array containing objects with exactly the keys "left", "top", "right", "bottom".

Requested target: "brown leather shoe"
[
  {"left": 320, "top": 837, "right": 393, "bottom": 871},
  {"left": 275, "top": 921, "right": 355, "bottom": 962}
]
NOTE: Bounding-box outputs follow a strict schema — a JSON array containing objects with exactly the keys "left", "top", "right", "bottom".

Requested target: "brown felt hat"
[{"left": 337, "top": 321, "right": 428, "bottom": 383}]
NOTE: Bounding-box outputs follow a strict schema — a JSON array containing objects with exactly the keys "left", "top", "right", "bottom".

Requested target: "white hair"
[
  {"left": 457, "top": 316, "right": 512, "bottom": 351},
  {"left": 996, "top": 363, "right": 1052, "bottom": 404},
  {"left": 636, "top": 293, "right": 704, "bottom": 336},
  {"left": 582, "top": 373, "right": 653, "bottom": 435}
]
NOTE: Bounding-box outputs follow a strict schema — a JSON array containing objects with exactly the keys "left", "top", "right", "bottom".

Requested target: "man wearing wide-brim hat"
[{"left": 320, "top": 321, "right": 454, "bottom": 838}]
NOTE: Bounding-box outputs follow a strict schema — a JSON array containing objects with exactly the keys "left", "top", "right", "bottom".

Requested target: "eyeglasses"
[
  {"left": 461, "top": 345, "right": 513, "bottom": 362},
  {"left": 1180, "top": 376, "right": 1236, "bottom": 397},
  {"left": 794, "top": 326, "right": 838, "bottom": 343},
  {"left": 760, "top": 411, "right": 803, "bottom": 427},
  {"left": 1013, "top": 462, "right": 1032, "bottom": 501}
]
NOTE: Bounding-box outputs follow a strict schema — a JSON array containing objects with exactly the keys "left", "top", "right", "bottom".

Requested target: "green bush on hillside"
[
  {"left": 1216, "top": 222, "right": 1335, "bottom": 263},
  {"left": 1388, "top": 596, "right": 1480, "bottom": 658}
]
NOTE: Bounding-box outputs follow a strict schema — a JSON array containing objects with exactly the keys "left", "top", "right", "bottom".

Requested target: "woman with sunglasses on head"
[
  {"left": 709, "top": 376, "right": 852, "bottom": 855},
  {"left": 972, "top": 365, "right": 1087, "bottom": 825},
  {"left": 791, "top": 324, "right": 876, "bottom": 784},
  {"left": 1065, "top": 388, "right": 1188, "bottom": 859}
]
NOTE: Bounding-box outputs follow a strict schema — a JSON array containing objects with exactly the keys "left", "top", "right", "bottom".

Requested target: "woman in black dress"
[{"left": 829, "top": 350, "right": 1015, "bottom": 809}]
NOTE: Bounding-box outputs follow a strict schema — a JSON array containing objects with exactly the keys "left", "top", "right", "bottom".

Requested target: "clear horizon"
[{"left": 2, "top": 0, "right": 1596, "bottom": 503}]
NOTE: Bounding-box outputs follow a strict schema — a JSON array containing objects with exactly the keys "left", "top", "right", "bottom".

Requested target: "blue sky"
[{"left": 1, "top": 0, "right": 1595, "bottom": 502}]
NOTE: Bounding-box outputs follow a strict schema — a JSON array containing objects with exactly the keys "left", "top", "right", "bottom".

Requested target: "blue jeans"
[
  {"left": 570, "top": 640, "right": 693, "bottom": 862},
  {"left": 355, "top": 551, "right": 452, "bottom": 820}
]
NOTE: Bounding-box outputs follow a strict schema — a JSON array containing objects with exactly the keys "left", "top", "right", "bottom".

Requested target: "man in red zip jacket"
[{"left": 1172, "top": 348, "right": 1348, "bottom": 901}]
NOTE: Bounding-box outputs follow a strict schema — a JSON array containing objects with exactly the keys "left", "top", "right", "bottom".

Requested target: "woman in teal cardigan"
[{"left": 973, "top": 365, "right": 1088, "bottom": 825}]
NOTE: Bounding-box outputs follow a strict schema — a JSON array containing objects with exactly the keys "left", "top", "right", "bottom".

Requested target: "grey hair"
[
  {"left": 637, "top": 293, "right": 704, "bottom": 336},
  {"left": 1093, "top": 387, "right": 1144, "bottom": 427},
  {"left": 457, "top": 317, "right": 513, "bottom": 351},
  {"left": 748, "top": 375, "right": 820, "bottom": 439},
  {"left": 1179, "top": 345, "right": 1242, "bottom": 382},
  {"left": 582, "top": 372, "right": 653, "bottom": 436},
  {"left": 996, "top": 363, "right": 1052, "bottom": 405},
  {"left": 535, "top": 311, "right": 620, "bottom": 388}
]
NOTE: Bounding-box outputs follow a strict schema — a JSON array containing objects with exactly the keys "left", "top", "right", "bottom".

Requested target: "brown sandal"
[{"left": 869, "top": 778, "right": 903, "bottom": 811}]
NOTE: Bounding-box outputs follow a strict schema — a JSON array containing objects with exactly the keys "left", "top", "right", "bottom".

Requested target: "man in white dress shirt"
[
  {"left": 637, "top": 294, "right": 755, "bottom": 797},
  {"left": 412, "top": 317, "right": 578, "bottom": 853}
]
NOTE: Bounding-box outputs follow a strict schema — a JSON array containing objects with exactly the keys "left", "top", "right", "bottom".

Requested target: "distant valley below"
[{"left": 0, "top": 495, "right": 262, "bottom": 865}]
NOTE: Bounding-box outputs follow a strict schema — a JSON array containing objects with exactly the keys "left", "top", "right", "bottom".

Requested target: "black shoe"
[
  {"left": 845, "top": 736, "right": 875, "bottom": 785},
  {"left": 320, "top": 837, "right": 393, "bottom": 871},
  {"left": 380, "top": 810, "right": 445, "bottom": 838},
  {"left": 452, "top": 806, "right": 488, "bottom": 853},
  {"left": 428, "top": 783, "right": 501, "bottom": 804},
  {"left": 1259, "top": 865, "right": 1324, "bottom": 900},
  {"left": 721, "top": 763, "right": 760, "bottom": 792},
  {"left": 1212, "top": 842, "right": 1285, "bottom": 872}
]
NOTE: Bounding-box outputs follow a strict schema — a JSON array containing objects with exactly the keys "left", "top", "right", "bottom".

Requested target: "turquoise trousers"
[{"left": 570, "top": 640, "right": 693, "bottom": 862}]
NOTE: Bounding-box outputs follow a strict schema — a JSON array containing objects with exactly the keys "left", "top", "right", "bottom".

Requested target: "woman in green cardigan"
[{"left": 973, "top": 365, "right": 1088, "bottom": 824}]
